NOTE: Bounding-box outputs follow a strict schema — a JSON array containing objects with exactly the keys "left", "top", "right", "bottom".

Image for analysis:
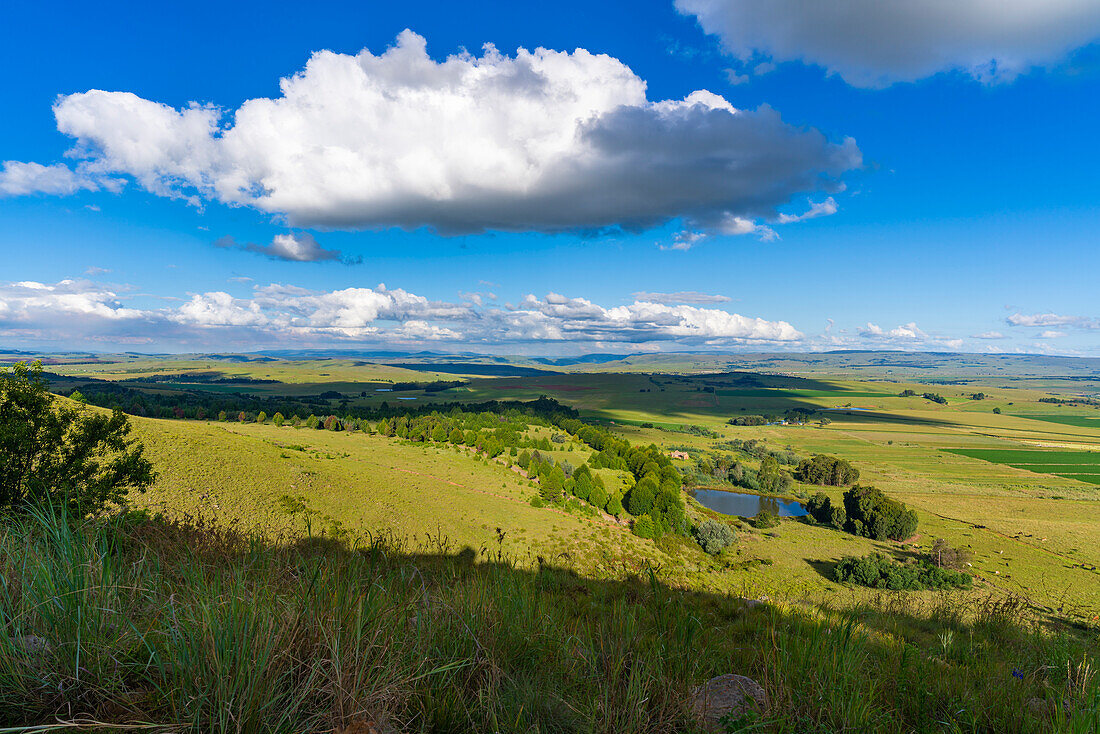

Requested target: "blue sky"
[{"left": 1, "top": 0, "right": 1098, "bottom": 355}]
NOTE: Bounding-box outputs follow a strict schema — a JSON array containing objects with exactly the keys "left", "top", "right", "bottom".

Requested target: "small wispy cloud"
[
  {"left": 1007, "top": 312, "right": 1099, "bottom": 329},
  {"left": 214, "top": 233, "right": 360, "bottom": 264},
  {"left": 632, "top": 291, "right": 731, "bottom": 304}
]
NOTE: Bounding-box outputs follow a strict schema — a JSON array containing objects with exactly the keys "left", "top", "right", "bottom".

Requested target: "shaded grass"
[{"left": 0, "top": 508, "right": 1098, "bottom": 732}]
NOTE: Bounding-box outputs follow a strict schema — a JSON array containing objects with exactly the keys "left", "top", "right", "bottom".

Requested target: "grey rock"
[{"left": 690, "top": 673, "right": 766, "bottom": 731}]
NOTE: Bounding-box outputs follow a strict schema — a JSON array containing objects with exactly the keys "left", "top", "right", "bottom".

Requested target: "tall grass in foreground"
[{"left": 0, "top": 508, "right": 1096, "bottom": 733}]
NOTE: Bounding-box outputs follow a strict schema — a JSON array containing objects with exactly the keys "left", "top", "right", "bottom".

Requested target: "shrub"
[
  {"left": 930, "top": 538, "right": 974, "bottom": 570},
  {"left": 834, "top": 553, "right": 972, "bottom": 591},
  {"left": 843, "top": 485, "right": 918, "bottom": 541},
  {"left": 692, "top": 519, "right": 735, "bottom": 555},
  {"left": 751, "top": 511, "right": 780, "bottom": 529}
]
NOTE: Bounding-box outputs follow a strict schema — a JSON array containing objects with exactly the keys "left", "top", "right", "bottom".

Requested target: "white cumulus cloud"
[
  {"left": 8, "top": 30, "right": 858, "bottom": 236},
  {"left": 677, "top": 0, "right": 1100, "bottom": 87}
]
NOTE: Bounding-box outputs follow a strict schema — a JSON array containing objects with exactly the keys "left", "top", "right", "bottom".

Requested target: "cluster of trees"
[
  {"left": 843, "top": 485, "right": 918, "bottom": 541},
  {"left": 679, "top": 441, "right": 800, "bottom": 495},
  {"left": 834, "top": 553, "right": 972, "bottom": 591},
  {"left": 922, "top": 393, "right": 948, "bottom": 405},
  {"left": 1036, "top": 396, "right": 1100, "bottom": 406},
  {"left": 806, "top": 485, "right": 918, "bottom": 541},
  {"left": 794, "top": 454, "right": 860, "bottom": 486},
  {"left": 727, "top": 415, "right": 771, "bottom": 426},
  {"left": 727, "top": 409, "right": 815, "bottom": 427},
  {"left": 543, "top": 417, "right": 688, "bottom": 540},
  {"left": 521, "top": 455, "right": 624, "bottom": 515},
  {"left": 716, "top": 439, "right": 800, "bottom": 466}
]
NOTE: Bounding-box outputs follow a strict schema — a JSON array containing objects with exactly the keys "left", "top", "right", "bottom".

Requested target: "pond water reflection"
[{"left": 691, "top": 489, "right": 808, "bottom": 518}]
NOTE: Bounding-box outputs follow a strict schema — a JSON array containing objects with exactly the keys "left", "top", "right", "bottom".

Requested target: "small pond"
[{"left": 691, "top": 489, "right": 808, "bottom": 518}]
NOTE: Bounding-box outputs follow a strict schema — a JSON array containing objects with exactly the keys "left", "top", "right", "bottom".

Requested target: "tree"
[
  {"left": 632, "top": 513, "right": 656, "bottom": 539},
  {"left": 256, "top": 411, "right": 268, "bottom": 424},
  {"left": 305, "top": 414, "right": 320, "bottom": 430},
  {"left": 237, "top": 411, "right": 248, "bottom": 423},
  {"left": 0, "top": 362, "right": 155, "bottom": 515},
  {"left": 605, "top": 493, "right": 623, "bottom": 517},
  {"left": 758, "top": 455, "right": 782, "bottom": 493},
  {"left": 806, "top": 492, "right": 846, "bottom": 529},
  {"left": 540, "top": 465, "right": 565, "bottom": 503},
  {"left": 273, "top": 412, "right": 285, "bottom": 427},
  {"left": 589, "top": 483, "right": 609, "bottom": 511},
  {"left": 627, "top": 476, "right": 657, "bottom": 516},
  {"left": 843, "top": 485, "right": 918, "bottom": 541},
  {"left": 574, "top": 473, "right": 592, "bottom": 501}
]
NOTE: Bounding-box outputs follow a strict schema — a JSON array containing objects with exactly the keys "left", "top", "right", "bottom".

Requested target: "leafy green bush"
[
  {"left": 751, "top": 511, "right": 780, "bottom": 529},
  {"left": 692, "top": 519, "right": 735, "bottom": 554},
  {"left": 834, "top": 553, "right": 972, "bottom": 591}
]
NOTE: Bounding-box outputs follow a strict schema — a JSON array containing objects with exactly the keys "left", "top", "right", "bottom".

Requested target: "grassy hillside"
[{"left": 1, "top": 507, "right": 1097, "bottom": 732}]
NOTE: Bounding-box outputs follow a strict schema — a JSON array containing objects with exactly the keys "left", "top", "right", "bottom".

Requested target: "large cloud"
[
  {"left": 677, "top": 0, "right": 1100, "bottom": 87},
  {"left": 4, "top": 30, "right": 858, "bottom": 235}
]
